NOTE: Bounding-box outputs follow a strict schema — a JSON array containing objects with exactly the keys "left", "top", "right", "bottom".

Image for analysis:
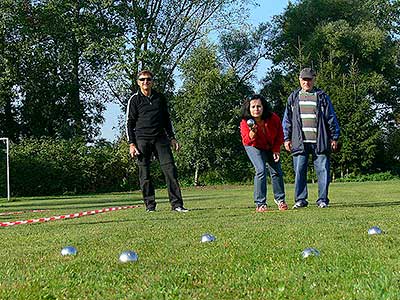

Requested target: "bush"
[
  {"left": 6, "top": 138, "right": 141, "bottom": 196},
  {"left": 335, "top": 171, "right": 399, "bottom": 182}
]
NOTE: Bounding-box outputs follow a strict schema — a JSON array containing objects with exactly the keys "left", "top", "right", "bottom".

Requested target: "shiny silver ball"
[
  {"left": 302, "top": 248, "right": 320, "bottom": 258},
  {"left": 200, "top": 233, "right": 216, "bottom": 243},
  {"left": 119, "top": 250, "right": 138, "bottom": 263},
  {"left": 247, "top": 119, "right": 255, "bottom": 127},
  {"left": 61, "top": 246, "right": 78, "bottom": 256},
  {"left": 368, "top": 226, "right": 383, "bottom": 235}
]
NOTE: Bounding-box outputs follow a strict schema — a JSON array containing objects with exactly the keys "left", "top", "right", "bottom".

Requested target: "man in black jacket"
[{"left": 126, "top": 70, "right": 188, "bottom": 212}]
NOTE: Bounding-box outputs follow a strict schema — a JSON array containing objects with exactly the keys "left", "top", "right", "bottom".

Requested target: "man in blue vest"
[{"left": 282, "top": 68, "right": 340, "bottom": 208}]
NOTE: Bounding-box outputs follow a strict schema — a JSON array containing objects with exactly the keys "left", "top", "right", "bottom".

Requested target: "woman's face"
[{"left": 249, "top": 99, "right": 263, "bottom": 119}]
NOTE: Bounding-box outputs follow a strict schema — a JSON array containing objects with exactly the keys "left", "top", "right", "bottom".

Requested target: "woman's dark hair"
[{"left": 240, "top": 94, "right": 273, "bottom": 120}]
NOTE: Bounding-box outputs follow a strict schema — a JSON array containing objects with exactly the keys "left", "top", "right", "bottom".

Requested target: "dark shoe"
[
  {"left": 146, "top": 207, "right": 156, "bottom": 212},
  {"left": 293, "top": 200, "right": 308, "bottom": 209},
  {"left": 173, "top": 206, "right": 189, "bottom": 213},
  {"left": 318, "top": 202, "right": 328, "bottom": 208}
]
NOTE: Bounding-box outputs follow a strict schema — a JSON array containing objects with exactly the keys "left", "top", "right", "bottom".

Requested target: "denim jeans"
[
  {"left": 293, "top": 143, "right": 330, "bottom": 205},
  {"left": 136, "top": 135, "right": 184, "bottom": 210},
  {"left": 244, "top": 146, "right": 286, "bottom": 206}
]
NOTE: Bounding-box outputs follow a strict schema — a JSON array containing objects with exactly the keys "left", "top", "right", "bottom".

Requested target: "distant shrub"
[
  {"left": 335, "top": 171, "right": 399, "bottom": 183},
  {"left": 5, "top": 138, "right": 141, "bottom": 196}
]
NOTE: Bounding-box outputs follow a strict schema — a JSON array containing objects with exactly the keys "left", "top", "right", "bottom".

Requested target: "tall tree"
[
  {"left": 105, "top": 0, "right": 249, "bottom": 110},
  {"left": 219, "top": 23, "right": 270, "bottom": 85},
  {"left": 174, "top": 43, "right": 250, "bottom": 185},
  {"left": 0, "top": 0, "right": 124, "bottom": 141},
  {"left": 0, "top": 0, "right": 22, "bottom": 141},
  {"left": 262, "top": 0, "right": 400, "bottom": 175}
]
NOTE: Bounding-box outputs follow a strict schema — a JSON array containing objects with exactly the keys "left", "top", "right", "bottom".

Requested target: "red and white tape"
[{"left": 0, "top": 205, "right": 141, "bottom": 227}]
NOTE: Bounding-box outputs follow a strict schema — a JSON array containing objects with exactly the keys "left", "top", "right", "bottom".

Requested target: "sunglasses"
[{"left": 138, "top": 77, "right": 153, "bottom": 82}]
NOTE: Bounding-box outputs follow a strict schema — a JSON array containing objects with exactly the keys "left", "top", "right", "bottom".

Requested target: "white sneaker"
[{"left": 173, "top": 206, "right": 189, "bottom": 213}]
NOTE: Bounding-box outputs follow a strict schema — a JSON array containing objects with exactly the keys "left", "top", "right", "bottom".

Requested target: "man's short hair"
[
  {"left": 299, "top": 68, "right": 316, "bottom": 79},
  {"left": 137, "top": 70, "right": 154, "bottom": 79}
]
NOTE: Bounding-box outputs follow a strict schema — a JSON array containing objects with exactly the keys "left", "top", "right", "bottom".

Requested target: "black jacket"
[{"left": 126, "top": 90, "right": 175, "bottom": 145}]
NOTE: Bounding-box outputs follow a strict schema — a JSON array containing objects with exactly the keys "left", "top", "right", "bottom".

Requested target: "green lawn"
[{"left": 0, "top": 181, "right": 399, "bottom": 299}]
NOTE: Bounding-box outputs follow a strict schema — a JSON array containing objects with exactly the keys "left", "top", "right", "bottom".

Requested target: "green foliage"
[
  {"left": 3, "top": 138, "right": 140, "bottom": 196},
  {"left": 173, "top": 43, "right": 251, "bottom": 185},
  {"left": 381, "top": 126, "right": 400, "bottom": 173},
  {"left": 106, "top": 0, "right": 249, "bottom": 109},
  {"left": 1, "top": 0, "right": 253, "bottom": 142},
  {"left": 0, "top": 181, "right": 399, "bottom": 299},
  {"left": 335, "top": 171, "right": 399, "bottom": 182},
  {"left": 219, "top": 23, "right": 270, "bottom": 84},
  {"left": 0, "top": 0, "right": 22, "bottom": 141},
  {"left": 263, "top": 0, "right": 400, "bottom": 176},
  {"left": 317, "top": 61, "right": 382, "bottom": 175},
  {"left": 0, "top": 0, "right": 125, "bottom": 142}
]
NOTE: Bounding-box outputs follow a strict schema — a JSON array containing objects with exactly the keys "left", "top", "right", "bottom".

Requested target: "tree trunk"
[
  {"left": 70, "top": 0, "right": 84, "bottom": 138},
  {"left": 194, "top": 164, "right": 200, "bottom": 186}
]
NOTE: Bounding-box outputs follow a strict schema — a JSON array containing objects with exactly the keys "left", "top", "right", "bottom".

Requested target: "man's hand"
[
  {"left": 129, "top": 143, "right": 140, "bottom": 158},
  {"left": 331, "top": 140, "right": 339, "bottom": 152},
  {"left": 170, "top": 139, "right": 180, "bottom": 152},
  {"left": 284, "top": 141, "right": 292, "bottom": 152}
]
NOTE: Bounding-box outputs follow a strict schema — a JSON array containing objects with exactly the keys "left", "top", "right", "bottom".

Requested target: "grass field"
[{"left": 0, "top": 180, "right": 399, "bottom": 300}]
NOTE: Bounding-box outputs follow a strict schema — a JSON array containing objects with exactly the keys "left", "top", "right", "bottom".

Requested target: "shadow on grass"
[
  {"left": 66, "top": 216, "right": 149, "bottom": 227},
  {"left": 333, "top": 200, "right": 400, "bottom": 208}
]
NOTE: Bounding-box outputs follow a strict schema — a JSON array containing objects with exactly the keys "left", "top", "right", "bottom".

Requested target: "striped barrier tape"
[{"left": 0, "top": 205, "right": 141, "bottom": 227}]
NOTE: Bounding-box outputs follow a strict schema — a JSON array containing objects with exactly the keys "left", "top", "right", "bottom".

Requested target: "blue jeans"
[
  {"left": 244, "top": 146, "right": 286, "bottom": 206},
  {"left": 293, "top": 143, "right": 330, "bottom": 205}
]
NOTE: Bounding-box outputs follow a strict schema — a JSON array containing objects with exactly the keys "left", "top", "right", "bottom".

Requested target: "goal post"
[{"left": 0, "top": 138, "right": 10, "bottom": 201}]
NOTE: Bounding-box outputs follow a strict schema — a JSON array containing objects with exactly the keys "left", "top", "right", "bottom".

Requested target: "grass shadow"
[{"left": 333, "top": 200, "right": 400, "bottom": 208}]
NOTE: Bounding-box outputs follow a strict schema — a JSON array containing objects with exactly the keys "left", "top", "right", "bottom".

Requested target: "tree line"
[{"left": 0, "top": 0, "right": 399, "bottom": 196}]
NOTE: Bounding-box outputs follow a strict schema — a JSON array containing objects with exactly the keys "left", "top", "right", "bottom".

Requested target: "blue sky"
[{"left": 100, "top": 1, "right": 289, "bottom": 141}]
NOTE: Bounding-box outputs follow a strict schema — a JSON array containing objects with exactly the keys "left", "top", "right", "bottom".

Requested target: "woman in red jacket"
[{"left": 240, "top": 95, "right": 288, "bottom": 212}]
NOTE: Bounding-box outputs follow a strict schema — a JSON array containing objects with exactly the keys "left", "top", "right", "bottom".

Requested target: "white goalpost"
[{"left": 0, "top": 138, "right": 10, "bottom": 201}]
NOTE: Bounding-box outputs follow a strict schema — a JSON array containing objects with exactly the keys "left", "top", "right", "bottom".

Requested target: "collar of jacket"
[
  {"left": 138, "top": 89, "right": 158, "bottom": 99},
  {"left": 294, "top": 87, "right": 324, "bottom": 97}
]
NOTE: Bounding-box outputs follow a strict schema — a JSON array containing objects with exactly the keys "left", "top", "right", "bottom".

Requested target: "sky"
[{"left": 99, "top": 0, "right": 289, "bottom": 141}]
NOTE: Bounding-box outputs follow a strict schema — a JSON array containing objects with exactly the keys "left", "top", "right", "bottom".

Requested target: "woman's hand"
[
  {"left": 249, "top": 127, "right": 257, "bottom": 139},
  {"left": 273, "top": 152, "right": 280, "bottom": 162}
]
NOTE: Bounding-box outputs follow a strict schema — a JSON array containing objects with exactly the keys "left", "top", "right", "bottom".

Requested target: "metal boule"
[
  {"left": 119, "top": 250, "right": 139, "bottom": 263},
  {"left": 368, "top": 226, "right": 383, "bottom": 235},
  {"left": 200, "top": 233, "right": 216, "bottom": 243},
  {"left": 302, "top": 247, "right": 320, "bottom": 258},
  {"left": 61, "top": 246, "right": 78, "bottom": 256},
  {"left": 247, "top": 119, "right": 255, "bottom": 127}
]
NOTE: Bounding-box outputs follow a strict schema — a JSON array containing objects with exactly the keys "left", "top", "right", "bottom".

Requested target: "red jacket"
[{"left": 240, "top": 113, "right": 284, "bottom": 152}]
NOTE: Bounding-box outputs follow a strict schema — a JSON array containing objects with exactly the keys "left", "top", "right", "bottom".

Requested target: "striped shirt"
[{"left": 299, "top": 91, "right": 317, "bottom": 143}]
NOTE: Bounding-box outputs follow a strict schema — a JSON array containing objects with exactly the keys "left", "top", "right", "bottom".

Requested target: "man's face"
[
  {"left": 137, "top": 74, "right": 153, "bottom": 91},
  {"left": 299, "top": 77, "right": 315, "bottom": 92}
]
